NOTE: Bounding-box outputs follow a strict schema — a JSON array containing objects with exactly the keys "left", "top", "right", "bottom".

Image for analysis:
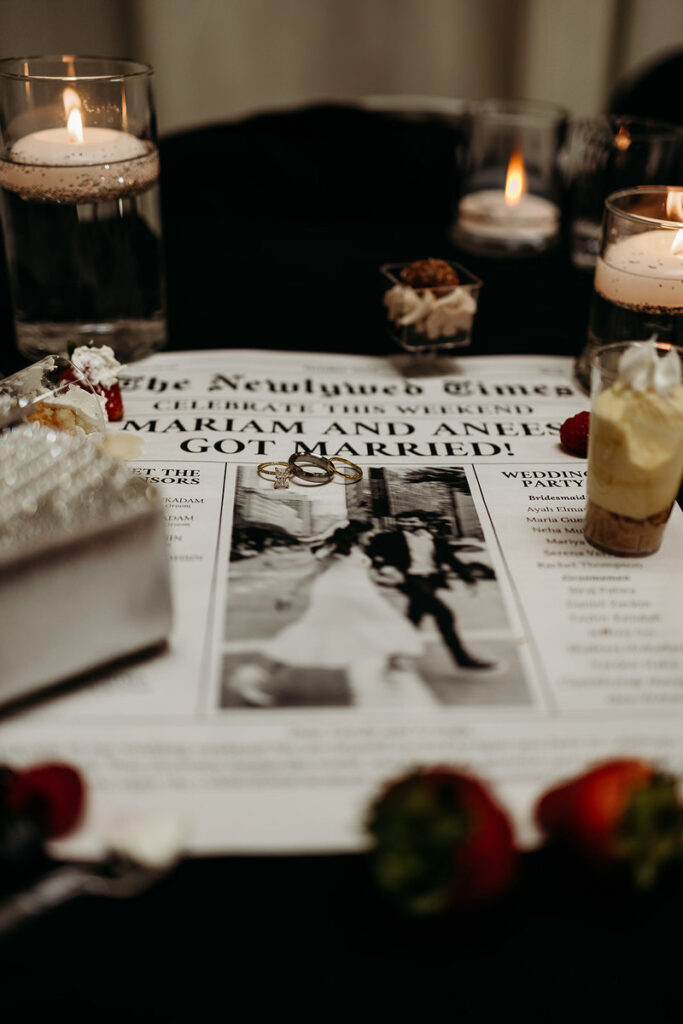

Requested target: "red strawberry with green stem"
[
  {"left": 366, "top": 766, "right": 518, "bottom": 915},
  {"left": 535, "top": 758, "right": 683, "bottom": 887}
]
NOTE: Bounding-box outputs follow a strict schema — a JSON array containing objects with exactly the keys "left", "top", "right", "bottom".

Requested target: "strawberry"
[
  {"left": 98, "top": 379, "right": 123, "bottom": 422},
  {"left": 58, "top": 365, "right": 124, "bottom": 423},
  {"left": 366, "top": 766, "right": 517, "bottom": 915},
  {"left": 5, "top": 762, "right": 86, "bottom": 839},
  {"left": 559, "top": 410, "right": 590, "bottom": 456},
  {"left": 535, "top": 758, "right": 683, "bottom": 887}
]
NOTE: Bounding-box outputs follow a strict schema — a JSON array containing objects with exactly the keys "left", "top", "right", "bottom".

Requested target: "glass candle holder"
[
  {"left": 584, "top": 341, "right": 683, "bottom": 556},
  {"left": 563, "top": 116, "right": 682, "bottom": 271},
  {"left": 0, "top": 55, "right": 167, "bottom": 363},
  {"left": 576, "top": 186, "right": 683, "bottom": 391},
  {"left": 453, "top": 99, "right": 566, "bottom": 257}
]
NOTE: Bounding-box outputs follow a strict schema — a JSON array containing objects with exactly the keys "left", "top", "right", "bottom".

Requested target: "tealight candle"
[{"left": 457, "top": 189, "right": 560, "bottom": 243}]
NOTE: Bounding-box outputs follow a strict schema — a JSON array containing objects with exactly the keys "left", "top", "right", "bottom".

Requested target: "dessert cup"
[
  {"left": 381, "top": 260, "right": 482, "bottom": 352},
  {"left": 584, "top": 341, "right": 683, "bottom": 556},
  {"left": 0, "top": 354, "right": 106, "bottom": 435}
]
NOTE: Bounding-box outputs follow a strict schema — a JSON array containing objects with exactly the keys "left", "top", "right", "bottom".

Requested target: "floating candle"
[
  {"left": 595, "top": 230, "right": 683, "bottom": 310},
  {"left": 11, "top": 125, "right": 147, "bottom": 166},
  {"left": 0, "top": 94, "right": 157, "bottom": 202}
]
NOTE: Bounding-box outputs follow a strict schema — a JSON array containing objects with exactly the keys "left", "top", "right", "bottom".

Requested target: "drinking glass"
[
  {"left": 576, "top": 186, "right": 683, "bottom": 391},
  {"left": 0, "top": 55, "right": 166, "bottom": 363}
]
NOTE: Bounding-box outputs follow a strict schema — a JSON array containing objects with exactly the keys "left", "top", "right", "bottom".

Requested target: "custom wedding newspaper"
[{"left": 3, "top": 349, "right": 683, "bottom": 857}]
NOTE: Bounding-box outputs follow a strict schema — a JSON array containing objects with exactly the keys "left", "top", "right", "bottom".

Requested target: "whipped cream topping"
[
  {"left": 384, "top": 284, "right": 476, "bottom": 340},
  {"left": 71, "top": 344, "right": 123, "bottom": 388},
  {"left": 618, "top": 340, "right": 682, "bottom": 397}
]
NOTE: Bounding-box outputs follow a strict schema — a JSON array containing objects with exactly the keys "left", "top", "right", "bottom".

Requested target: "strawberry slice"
[
  {"left": 535, "top": 758, "right": 683, "bottom": 886},
  {"left": 5, "top": 762, "right": 86, "bottom": 839},
  {"left": 366, "top": 766, "right": 517, "bottom": 915}
]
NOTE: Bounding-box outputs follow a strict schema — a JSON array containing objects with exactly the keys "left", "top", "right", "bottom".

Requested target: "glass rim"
[
  {"left": 0, "top": 55, "right": 153, "bottom": 83},
  {"left": 604, "top": 185, "right": 683, "bottom": 228},
  {"left": 465, "top": 97, "right": 567, "bottom": 125},
  {"left": 380, "top": 260, "right": 483, "bottom": 290},
  {"left": 590, "top": 339, "right": 683, "bottom": 367},
  {"left": 571, "top": 113, "right": 682, "bottom": 141}
]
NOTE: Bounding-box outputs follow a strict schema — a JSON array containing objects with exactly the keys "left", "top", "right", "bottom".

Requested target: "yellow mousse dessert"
[{"left": 585, "top": 341, "right": 683, "bottom": 554}]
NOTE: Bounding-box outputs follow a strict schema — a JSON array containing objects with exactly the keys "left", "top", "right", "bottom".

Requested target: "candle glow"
[
  {"left": 665, "top": 191, "right": 683, "bottom": 255},
  {"left": 62, "top": 88, "right": 84, "bottom": 144},
  {"left": 614, "top": 125, "right": 631, "bottom": 151},
  {"left": 504, "top": 151, "right": 526, "bottom": 207}
]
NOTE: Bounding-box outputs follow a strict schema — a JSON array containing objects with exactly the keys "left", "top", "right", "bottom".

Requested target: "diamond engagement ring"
[{"left": 257, "top": 462, "right": 294, "bottom": 488}]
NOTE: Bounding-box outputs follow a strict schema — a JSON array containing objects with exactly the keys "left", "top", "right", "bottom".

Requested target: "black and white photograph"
[{"left": 220, "top": 464, "right": 531, "bottom": 709}]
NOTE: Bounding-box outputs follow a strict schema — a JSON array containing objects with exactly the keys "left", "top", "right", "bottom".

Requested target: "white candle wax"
[
  {"left": 11, "top": 126, "right": 147, "bottom": 166},
  {"left": 0, "top": 125, "right": 158, "bottom": 203},
  {"left": 595, "top": 229, "right": 683, "bottom": 310},
  {"left": 458, "top": 189, "right": 559, "bottom": 241}
]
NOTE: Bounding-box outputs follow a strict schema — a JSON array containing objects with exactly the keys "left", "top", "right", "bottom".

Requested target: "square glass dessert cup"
[
  {"left": 0, "top": 354, "right": 106, "bottom": 435},
  {"left": 380, "top": 260, "right": 482, "bottom": 352},
  {"left": 584, "top": 341, "right": 683, "bottom": 556}
]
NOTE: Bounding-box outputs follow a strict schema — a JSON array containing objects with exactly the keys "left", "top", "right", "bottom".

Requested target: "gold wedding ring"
[
  {"left": 258, "top": 453, "right": 363, "bottom": 488},
  {"left": 327, "top": 456, "right": 363, "bottom": 482}
]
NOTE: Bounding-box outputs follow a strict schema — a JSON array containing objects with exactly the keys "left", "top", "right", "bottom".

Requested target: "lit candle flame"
[
  {"left": 62, "top": 87, "right": 84, "bottom": 144},
  {"left": 665, "top": 190, "right": 683, "bottom": 222},
  {"left": 614, "top": 125, "right": 631, "bottom": 151},
  {"left": 665, "top": 191, "right": 683, "bottom": 255},
  {"left": 504, "top": 150, "right": 526, "bottom": 207}
]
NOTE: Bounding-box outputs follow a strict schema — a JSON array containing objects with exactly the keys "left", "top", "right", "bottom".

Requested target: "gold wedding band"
[
  {"left": 327, "top": 456, "right": 363, "bottom": 482},
  {"left": 258, "top": 454, "right": 363, "bottom": 488}
]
